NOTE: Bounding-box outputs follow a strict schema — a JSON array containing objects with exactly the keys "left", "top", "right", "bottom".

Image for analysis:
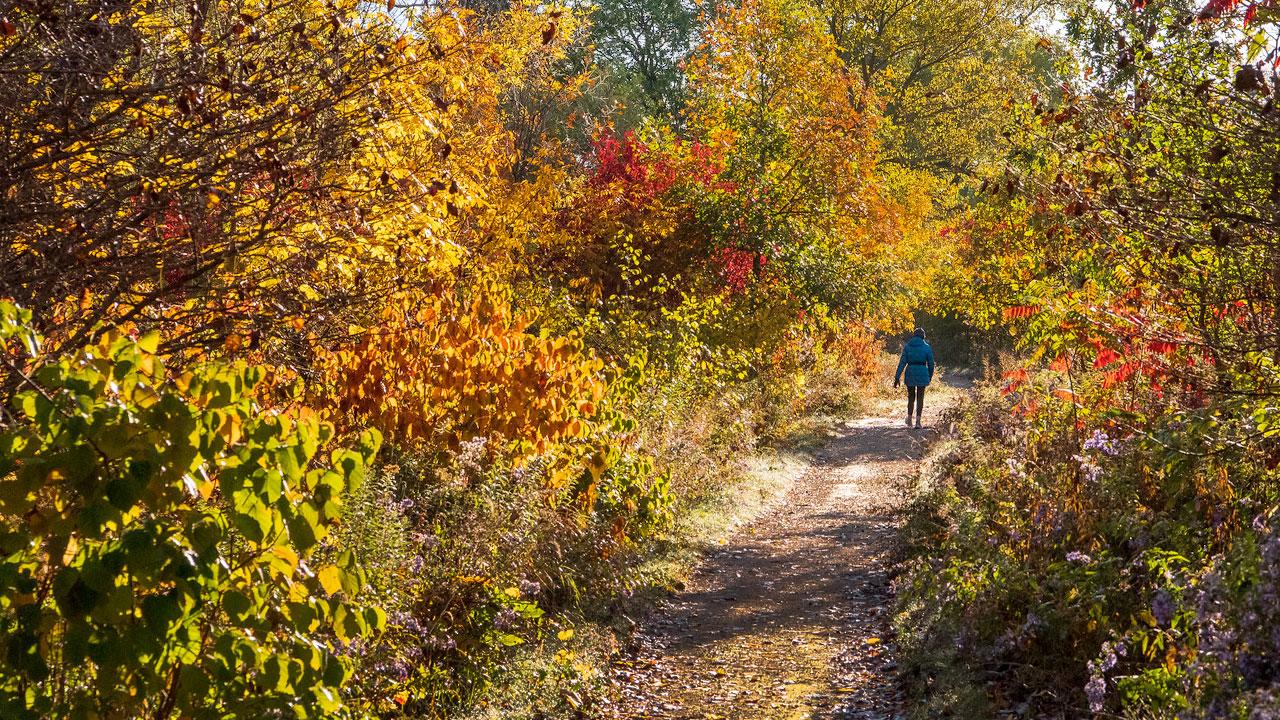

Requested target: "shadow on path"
[{"left": 599, "top": 391, "right": 961, "bottom": 720}]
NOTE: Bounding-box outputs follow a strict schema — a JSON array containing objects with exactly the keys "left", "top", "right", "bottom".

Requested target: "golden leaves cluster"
[{"left": 317, "top": 288, "right": 606, "bottom": 460}]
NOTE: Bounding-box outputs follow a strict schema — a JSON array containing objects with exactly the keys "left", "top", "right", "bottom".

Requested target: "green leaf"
[
  {"left": 0, "top": 305, "right": 376, "bottom": 716},
  {"left": 313, "top": 685, "right": 341, "bottom": 713},
  {"left": 335, "top": 551, "right": 363, "bottom": 596},
  {"left": 221, "top": 590, "right": 253, "bottom": 622},
  {"left": 0, "top": 475, "right": 35, "bottom": 514},
  {"left": 285, "top": 601, "right": 318, "bottom": 633},
  {"left": 363, "top": 606, "right": 386, "bottom": 634},
  {"left": 261, "top": 654, "right": 289, "bottom": 692},
  {"left": 332, "top": 604, "right": 365, "bottom": 644},
  {"left": 18, "top": 327, "right": 39, "bottom": 356},
  {"left": 288, "top": 502, "right": 322, "bottom": 550},
  {"left": 141, "top": 593, "right": 181, "bottom": 637}
]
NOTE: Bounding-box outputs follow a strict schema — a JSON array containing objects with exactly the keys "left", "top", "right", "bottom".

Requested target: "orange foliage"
[{"left": 317, "top": 289, "right": 606, "bottom": 458}]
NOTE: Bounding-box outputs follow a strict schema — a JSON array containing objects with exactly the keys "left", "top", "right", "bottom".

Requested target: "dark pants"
[{"left": 907, "top": 385, "right": 925, "bottom": 418}]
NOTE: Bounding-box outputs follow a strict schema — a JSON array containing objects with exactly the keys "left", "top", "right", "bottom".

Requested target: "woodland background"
[{"left": 1, "top": 0, "right": 1279, "bottom": 717}]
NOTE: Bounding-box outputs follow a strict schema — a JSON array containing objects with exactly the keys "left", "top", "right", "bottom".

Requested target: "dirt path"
[{"left": 600, "top": 384, "right": 964, "bottom": 720}]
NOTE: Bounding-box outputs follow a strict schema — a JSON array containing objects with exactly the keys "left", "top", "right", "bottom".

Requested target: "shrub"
[
  {"left": 897, "top": 372, "right": 1280, "bottom": 719},
  {"left": 0, "top": 302, "right": 382, "bottom": 719},
  {"left": 335, "top": 386, "right": 673, "bottom": 716}
]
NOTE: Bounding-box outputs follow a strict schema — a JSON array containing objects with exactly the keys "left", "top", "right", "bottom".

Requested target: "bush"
[
  {"left": 0, "top": 303, "right": 383, "bottom": 719},
  {"left": 335, "top": 400, "right": 673, "bottom": 716},
  {"left": 897, "top": 373, "right": 1280, "bottom": 719}
]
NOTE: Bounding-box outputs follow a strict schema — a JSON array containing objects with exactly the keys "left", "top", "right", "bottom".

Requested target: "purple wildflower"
[
  {"left": 427, "top": 635, "right": 457, "bottom": 651},
  {"left": 1085, "top": 676, "right": 1106, "bottom": 713},
  {"left": 1005, "top": 457, "right": 1027, "bottom": 478},
  {"left": 1083, "top": 429, "right": 1120, "bottom": 456},
  {"left": 1067, "top": 551, "right": 1093, "bottom": 564},
  {"left": 1073, "top": 454, "right": 1103, "bottom": 483},
  {"left": 493, "top": 608, "right": 519, "bottom": 631},
  {"left": 1254, "top": 514, "right": 1270, "bottom": 533},
  {"left": 1082, "top": 463, "right": 1103, "bottom": 483}
]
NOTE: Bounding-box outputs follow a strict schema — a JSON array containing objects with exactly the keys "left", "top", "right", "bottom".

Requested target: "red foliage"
[
  {"left": 713, "top": 246, "right": 766, "bottom": 294},
  {"left": 1093, "top": 347, "right": 1122, "bottom": 369},
  {"left": 687, "top": 141, "right": 729, "bottom": 188},
  {"left": 590, "top": 131, "right": 679, "bottom": 214},
  {"left": 593, "top": 132, "right": 672, "bottom": 191},
  {"left": 1102, "top": 361, "right": 1140, "bottom": 388},
  {"left": 1001, "top": 367, "right": 1030, "bottom": 395},
  {"left": 1198, "top": 0, "right": 1243, "bottom": 19},
  {"left": 588, "top": 130, "right": 729, "bottom": 214}
]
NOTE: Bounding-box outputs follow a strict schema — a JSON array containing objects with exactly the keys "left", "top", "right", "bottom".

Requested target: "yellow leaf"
[
  {"left": 317, "top": 566, "right": 343, "bottom": 595},
  {"left": 219, "top": 412, "right": 243, "bottom": 445},
  {"left": 61, "top": 537, "right": 79, "bottom": 565},
  {"left": 270, "top": 546, "right": 299, "bottom": 575},
  {"left": 557, "top": 628, "right": 574, "bottom": 641}
]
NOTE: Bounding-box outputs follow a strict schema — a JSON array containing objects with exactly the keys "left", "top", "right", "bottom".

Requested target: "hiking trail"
[{"left": 599, "top": 381, "right": 967, "bottom": 720}]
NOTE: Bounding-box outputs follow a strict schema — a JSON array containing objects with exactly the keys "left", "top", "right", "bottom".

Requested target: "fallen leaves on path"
[{"left": 596, "top": 403, "right": 951, "bottom": 720}]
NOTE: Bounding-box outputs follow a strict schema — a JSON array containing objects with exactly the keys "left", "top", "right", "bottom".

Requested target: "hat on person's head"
[{"left": 914, "top": 328, "right": 926, "bottom": 339}]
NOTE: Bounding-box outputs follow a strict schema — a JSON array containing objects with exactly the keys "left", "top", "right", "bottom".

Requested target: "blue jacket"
[{"left": 895, "top": 336, "right": 935, "bottom": 387}]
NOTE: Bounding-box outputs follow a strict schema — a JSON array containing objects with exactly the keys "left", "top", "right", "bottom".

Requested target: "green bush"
[{"left": 0, "top": 302, "right": 382, "bottom": 719}]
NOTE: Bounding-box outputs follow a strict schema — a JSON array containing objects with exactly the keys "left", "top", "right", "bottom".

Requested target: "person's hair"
[{"left": 914, "top": 328, "right": 926, "bottom": 339}]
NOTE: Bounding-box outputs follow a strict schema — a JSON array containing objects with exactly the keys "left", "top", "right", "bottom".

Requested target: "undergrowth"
[{"left": 897, "top": 374, "right": 1280, "bottom": 719}]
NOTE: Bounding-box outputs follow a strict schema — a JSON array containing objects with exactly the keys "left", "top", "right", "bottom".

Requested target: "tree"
[
  {"left": 684, "top": 0, "right": 893, "bottom": 324},
  {"left": 587, "top": 0, "right": 699, "bottom": 120},
  {"left": 955, "top": 0, "right": 1280, "bottom": 393},
  {"left": 0, "top": 0, "right": 408, "bottom": 355},
  {"left": 0, "top": 0, "right": 588, "bottom": 376},
  {"left": 817, "top": 0, "right": 1051, "bottom": 176}
]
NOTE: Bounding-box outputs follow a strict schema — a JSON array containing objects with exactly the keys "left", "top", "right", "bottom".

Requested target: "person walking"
[{"left": 894, "top": 328, "right": 935, "bottom": 428}]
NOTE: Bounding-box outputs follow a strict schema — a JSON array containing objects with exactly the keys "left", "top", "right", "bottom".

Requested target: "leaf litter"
[{"left": 596, "top": 388, "right": 961, "bottom": 720}]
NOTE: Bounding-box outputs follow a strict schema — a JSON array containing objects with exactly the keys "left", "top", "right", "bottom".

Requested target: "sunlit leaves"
[
  {"left": 317, "top": 288, "right": 605, "bottom": 459},
  {"left": 0, "top": 303, "right": 381, "bottom": 719}
]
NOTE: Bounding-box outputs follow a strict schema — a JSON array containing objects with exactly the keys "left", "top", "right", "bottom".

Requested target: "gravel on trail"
[{"left": 598, "top": 390, "right": 959, "bottom": 720}]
